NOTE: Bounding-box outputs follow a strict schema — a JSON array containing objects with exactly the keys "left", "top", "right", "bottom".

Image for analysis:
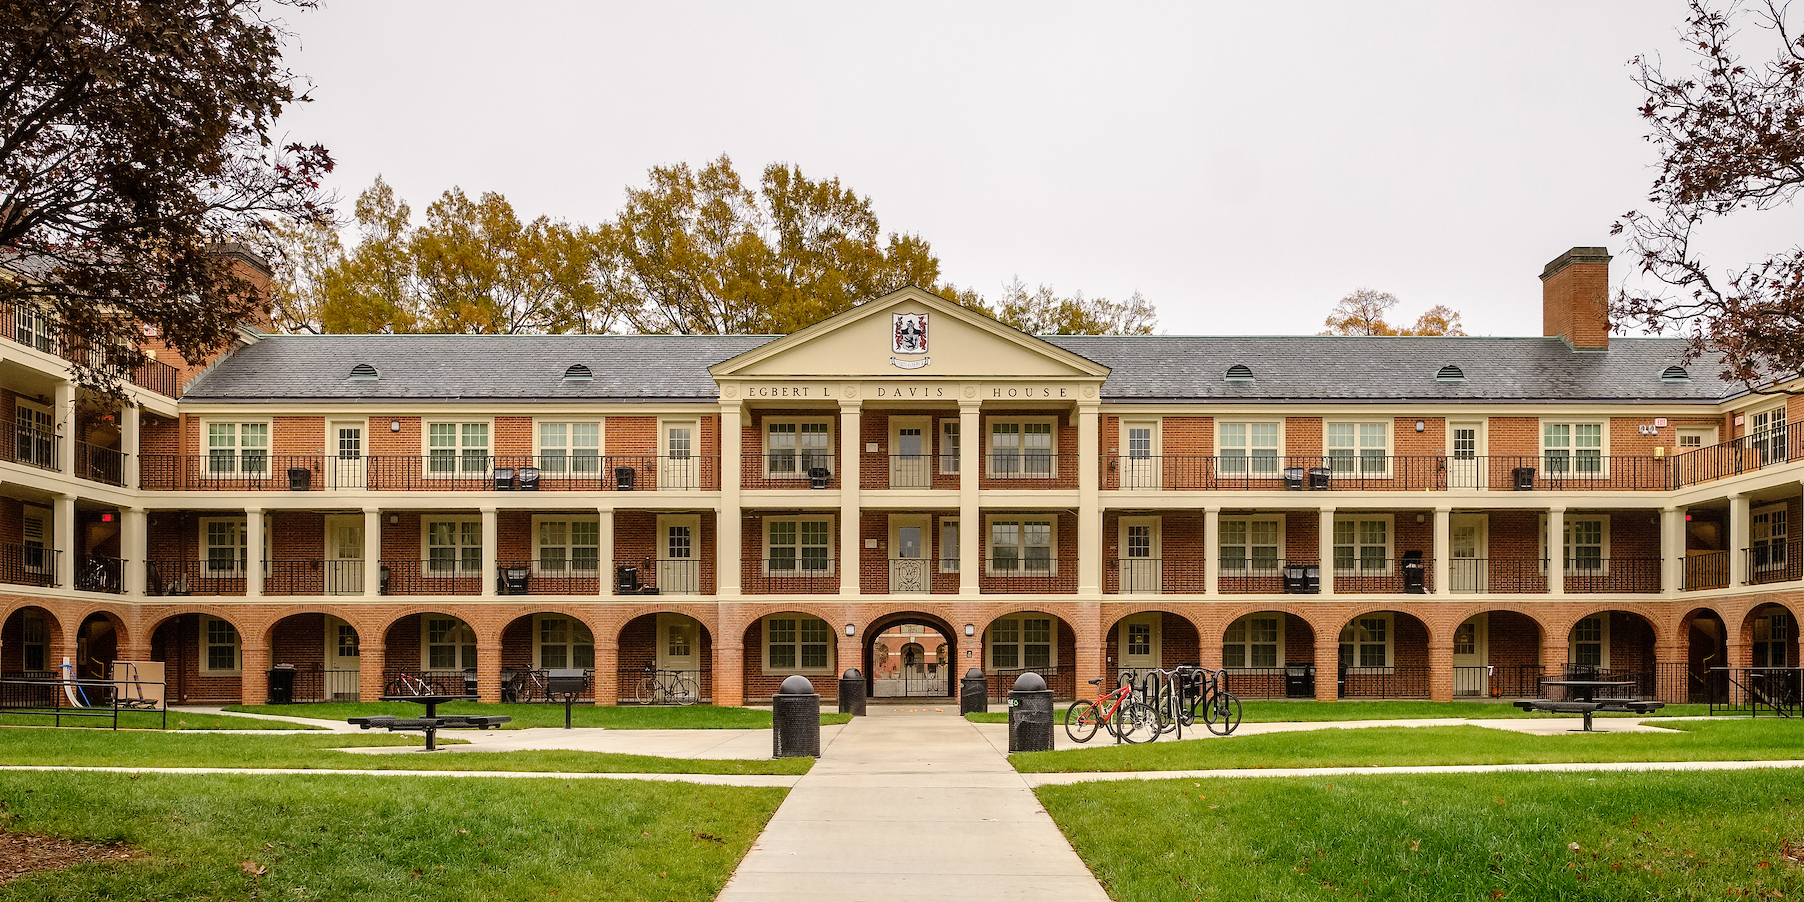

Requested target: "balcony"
[
  {"left": 866, "top": 558, "right": 959, "bottom": 594},
  {"left": 4, "top": 426, "right": 57, "bottom": 473},
  {"left": 1448, "top": 559, "right": 1548, "bottom": 594},
  {"left": 1745, "top": 544, "right": 1802, "bottom": 586},
  {"left": 0, "top": 544, "right": 57, "bottom": 588},
  {"left": 1685, "top": 551, "right": 1731, "bottom": 591},
  {"left": 379, "top": 560, "right": 482, "bottom": 596},
  {"left": 146, "top": 559, "right": 243, "bottom": 596},
  {"left": 1331, "top": 558, "right": 1434, "bottom": 594},
  {"left": 139, "top": 454, "right": 720, "bottom": 492},
  {"left": 1562, "top": 558, "right": 1663, "bottom": 593},
  {"left": 979, "top": 557, "right": 1076, "bottom": 594},
  {"left": 1671, "top": 427, "right": 1801, "bottom": 488},
  {"left": 1107, "top": 557, "right": 1208, "bottom": 594},
  {"left": 265, "top": 560, "right": 367, "bottom": 596},
  {"left": 612, "top": 558, "right": 704, "bottom": 596},
  {"left": 73, "top": 554, "right": 121, "bottom": 593},
  {"left": 743, "top": 452, "right": 839, "bottom": 490},
  {"left": 882, "top": 454, "right": 959, "bottom": 490},
  {"left": 744, "top": 559, "right": 839, "bottom": 594},
  {"left": 0, "top": 297, "right": 184, "bottom": 397},
  {"left": 982, "top": 452, "right": 1075, "bottom": 487},
  {"left": 74, "top": 441, "right": 125, "bottom": 486},
  {"left": 1102, "top": 454, "right": 1674, "bottom": 491}
]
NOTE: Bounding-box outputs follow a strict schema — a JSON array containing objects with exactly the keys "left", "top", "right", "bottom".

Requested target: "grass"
[
  {"left": 0, "top": 727, "right": 813, "bottom": 775},
  {"left": 0, "top": 709, "right": 319, "bottom": 730},
  {"left": 969, "top": 700, "right": 1713, "bottom": 725},
  {"left": 0, "top": 770, "right": 784, "bottom": 901},
  {"left": 1011, "top": 719, "right": 1804, "bottom": 772},
  {"left": 227, "top": 702, "right": 853, "bottom": 729},
  {"left": 1036, "top": 768, "right": 1804, "bottom": 902}
]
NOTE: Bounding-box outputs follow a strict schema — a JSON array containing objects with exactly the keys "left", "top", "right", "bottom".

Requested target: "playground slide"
[{"left": 59, "top": 657, "right": 88, "bottom": 708}]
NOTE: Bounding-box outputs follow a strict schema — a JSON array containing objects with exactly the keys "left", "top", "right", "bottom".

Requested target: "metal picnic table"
[
  {"left": 1513, "top": 680, "right": 1660, "bottom": 732},
  {"left": 346, "top": 695, "right": 511, "bottom": 750}
]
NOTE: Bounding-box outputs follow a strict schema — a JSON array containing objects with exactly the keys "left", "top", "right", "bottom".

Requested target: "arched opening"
[
  {"left": 1739, "top": 603, "right": 1799, "bottom": 710},
  {"left": 1216, "top": 611, "right": 1315, "bottom": 699},
  {"left": 75, "top": 612, "right": 124, "bottom": 681},
  {"left": 1337, "top": 610, "right": 1431, "bottom": 698},
  {"left": 1451, "top": 610, "right": 1543, "bottom": 698},
  {"left": 1, "top": 606, "right": 60, "bottom": 676},
  {"left": 1680, "top": 607, "right": 1728, "bottom": 703},
  {"left": 618, "top": 612, "right": 712, "bottom": 705},
  {"left": 1104, "top": 611, "right": 1200, "bottom": 685},
  {"left": 980, "top": 610, "right": 1076, "bottom": 701},
  {"left": 745, "top": 610, "right": 839, "bottom": 701},
  {"left": 267, "top": 612, "right": 362, "bottom": 702},
  {"left": 863, "top": 611, "right": 958, "bottom": 699},
  {"left": 149, "top": 612, "right": 246, "bottom": 704},
  {"left": 498, "top": 611, "right": 598, "bottom": 702},
  {"left": 383, "top": 612, "right": 477, "bottom": 697},
  {"left": 1562, "top": 610, "right": 1659, "bottom": 698}
]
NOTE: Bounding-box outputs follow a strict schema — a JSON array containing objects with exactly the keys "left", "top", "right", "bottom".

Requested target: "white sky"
[{"left": 271, "top": 1, "right": 1800, "bottom": 337}]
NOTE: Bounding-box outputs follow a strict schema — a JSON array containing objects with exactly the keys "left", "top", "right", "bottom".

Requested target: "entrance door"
[
  {"left": 659, "top": 421, "right": 697, "bottom": 490},
  {"left": 323, "top": 614, "right": 361, "bottom": 699},
  {"left": 1450, "top": 514, "right": 1486, "bottom": 593},
  {"left": 324, "top": 515, "right": 364, "bottom": 595},
  {"left": 656, "top": 515, "right": 699, "bottom": 594},
  {"left": 889, "top": 516, "right": 930, "bottom": 593},
  {"left": 656, "top": 613, "right": 700, "bottom": 673},
  {"left": 1453, "top": 614, "right": 1487, "bottom": 696},
  {"left": 1753, "top": 607, "right": 1792, "bottom": 667},
  {"left": 1121, "top": 421, "right": 1160, "bottom": 489},
  {"left": 890, "top": 419, "right": 929, "bottom": 488},
  {"left": 330, "top": 422, "right": 365, "bottom": 489},
  {"left": 1120, "top": 613, "right": 1162, "bottom": 671},
  {"left": 1119, "top": 516, "right": 1161, "bottom": 594},
  {"left": 1448, "top": 422, "right": 1482, "bottom": 490},
  {"left": 15, "top": 401, "right": 53, "bottom": 469}
]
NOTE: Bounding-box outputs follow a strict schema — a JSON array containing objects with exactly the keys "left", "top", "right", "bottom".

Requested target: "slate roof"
[{"left": 182, "top": 332, "right": 1731, "bottom": 405}]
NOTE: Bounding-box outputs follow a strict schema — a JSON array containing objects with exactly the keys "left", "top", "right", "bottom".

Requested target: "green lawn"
[
  {"left": 1011, "top": 720, "right": 1804, "bottom": 772},
  {"left": 0, "top": 771, "right": 783, "bottom": 901},
  {"left": 0, "top": 709, "right": 319, "bottom": 730},
  {"left": 0, "top": 728, "right": 812, "bottom": 775},
  {"left": 970, "top": 700, "right": 1712, "bottom": 725},
  {"left": 1037, "top": 768, "right": 1804, "bottom": 902},
  {"left": 228, "top": 701, "right": 852, "bottom": 729}
]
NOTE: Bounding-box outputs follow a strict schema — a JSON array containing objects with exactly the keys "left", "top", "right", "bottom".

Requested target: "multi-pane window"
[
  {"left": 766, "top": 615, "right": 832, "bottom": 671},
  {"left": 989, "top": 616, "right": 1053, "bottom": 670},
  {"left": 20, "top": 611, "right": 45, "bottom": 672},
  {"left": 14, "top": 304, "right": 54, "bottom": 352},
  {"left": 1224, "top": 616, "right": 1281, "bottom": 668},
  {"left": 537, "top": 616, "right": 594, "bottom": 670},
  {"left": 1453, "top": 621, "right": 1477, "bottom": 656},
  {"left": 537, "top": 519, "right": 600, "bottom": 574},
  {"left": 206, "top": 422, "right": 269, "bottom": 476},
  {"left": 21, "top": 512, "right": 47, "bottom": 576},
  {"left": 428, "top": 422, "right": 489, "bottom": 476},
  {"left": 1753, "top": 505, "right": 1788, "bottom": 573},
  {"left": 1339, "top": 616, "right": 1390, "bottom": 668},
  {"left": 1754, "top": 608, "right": 1791, "bottom": 667},
  {"left": 1562, "top": 518, "right": 1605, "bottom": 573},
  {"left": 1570, "top": 616, "right": 1605, "bottom": 666},
  {"left": 767, "top": 421, "right": 831, "bottom": 476},
  {"left": 989, "top": 519, "right": 1052, "bottom": 574},
  {"left": 1543, "top": 422, "right": 1603, "bottom": 476},
  {"left": 940, "top": 519, "right": 960, "bottom": 573},
  {"left": 200, "top": 518, "right": 265, "bottom": 577},
  {"left": 425, "top": 616, "right": 476, "bottom": 670},
  {"left": 204, "top": 616, "right": 240, "bottom": 673},
  {"left": 539, "top": 422, "right": 600, "bottom": 475},
  {"left": 1333, "top": 518, "right": 1389, "bottom": 573},
  {"left": 991, "top": 421, "right": 1054, "bottom": 477},
  {"left": 941, "top": 421, "right": 960, "bottom": 474},
  {"left": 1219, "top": 422, "right": 1279, "bottom": 475},
  {"left": 768, "top": 519, "right": 831, "bottom": 573},
  {"left": 1219, "top": 518, "right": 1281, "bottom": 573},
  {"left": 1753, "top": 407, "right": 1790, "bottom": 465},
  {"left": 14, "top": 402, "right": 52, "bottom": 469},
  {"left": 426, "top": 520, "right": 482, "bottom": 576},
  {"left": 1126, "top": 622, "right": 1152, "bottom": 657},
  {"left": 337, "top": 624, "right": 359, "bottom": 659},
  {"left": 1327, "top": 423, "right": 1389, "bottom": 476}
]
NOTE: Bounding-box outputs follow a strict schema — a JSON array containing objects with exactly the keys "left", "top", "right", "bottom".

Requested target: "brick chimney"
[{"left": 1540, "top": 247, "right": 1612, "bottom": 350}]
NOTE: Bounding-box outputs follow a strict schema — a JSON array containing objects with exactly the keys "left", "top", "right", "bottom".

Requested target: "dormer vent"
[
  {"left": 348, "top": 363, "right": 378, "bottom": 381},
  {"left": 1225, "top": 364, "right": 1254, "bottom": 382},
  {"left": 1661, "top": 365, "right": 1690, "bottom": 382},
  {"left": 563, "top": 364, "right": 593, "bottom": 382},
  {"left": 1436, "top": 365, "right": 1465, "bottom": 382}
]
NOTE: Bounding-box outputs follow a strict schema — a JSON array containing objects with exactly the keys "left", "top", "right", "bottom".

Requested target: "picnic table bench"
[
  {"left": 1512, "top": 680, "right": 1665, "bottom": 732},
  {"left": 348, "top": 695, "right": 512, "bottom": 750}
]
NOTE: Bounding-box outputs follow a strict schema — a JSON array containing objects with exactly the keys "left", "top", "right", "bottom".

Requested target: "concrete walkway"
[
  {"left": 717, "top": 708, "right": 1109, "bottom": 902},
  {"left": 1019, "top": 757, "right": 1804, "bottom": 786}
]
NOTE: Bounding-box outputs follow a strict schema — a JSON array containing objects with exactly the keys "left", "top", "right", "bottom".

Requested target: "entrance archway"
[
  {"left": 863, "top": 611, "right": 958, "bottom": 699},
  {"left": 1681, "top": 607, "right": 1728, "bottom": 703}
]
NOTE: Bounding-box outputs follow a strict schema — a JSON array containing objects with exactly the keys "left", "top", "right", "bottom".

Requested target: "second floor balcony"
[
  {"left": 139, "top": 453, "right": 721, "bottom": 492},
  {"left": 1103, "top": 454, "right": 1674, "bottom": 492}
]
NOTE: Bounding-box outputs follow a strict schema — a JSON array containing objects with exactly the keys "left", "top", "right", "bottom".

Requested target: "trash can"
[
  {"left": 267, "top": 664, "right": 296, "bottom": 704},
  {"left": 960, "top": 668, "right": 989, "bottom": 715},
  {"left": 1282, "top": 466, "right": 1305, "bottom": 490},
  {"left": 1401, "top": 550, "right": 1426, "bottom": 594},
  {"left": 1008, "top": 672, "right": 1054, "bottom": 753},
  {"left": 1285, "top": 663, "right": 1314, "bottom": 698},
  {"left": 808, "top": 466, "right": 832, "bottom": 490},
  {"left": 838, "top": 668, "right": 867, "bottom": 716},
  {"left": 517, "top": 467, "right": 541, "bottom": 491},
  {"left": 615, "top": 466, "right": 635, "bottom": 491},
  {"left": 1308, "top": 467, "right": 1332, "bottom": 490},
  {"left": 1284, "top": 565, "right": 1320, "bottom": 594},
  {"left": 499, "top": 566, "right": 529, "bottom": 595},
  {"left": 286, "top": 467, "right": 311, "bottom": 491},
  {"left": 773, "top": 675, "right": 821, "bottom": 758},
  {"left": 493, "top": 467, "right": 516, "bottom": 491},
  {"left": 1513, "top": 466, "right": 1536, "bottom": 491}
]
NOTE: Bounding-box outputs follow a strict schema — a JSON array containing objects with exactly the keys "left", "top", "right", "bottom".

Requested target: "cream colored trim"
[
  {"left": 983, "top": 513, "right": 1058, "bottom": 577},
  {"left": 1331, "top": 513, "right": 1396, "bottom": 574},
  {"left": 760, "top": 613, "right": 835, "bottom": 675},
  {"left": 199, "top": 614, "right": 241, "bottom": 675},
  {"left": 1537, "top": 418, "right": 1612, "bottom": 479},
  {"left": 1223, "top": 612, "right": 1286, "bottom": 670}
]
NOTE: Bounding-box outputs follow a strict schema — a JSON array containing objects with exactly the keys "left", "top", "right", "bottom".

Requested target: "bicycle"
[
  {"left": 506, "top": 669, "right": 549, "bottom": 703},
  {"left": 1188, "top": 667, "right": 1243, "bottom": 736},
  {"left": 1065, "top": 674, "right": 1160, "bottom": 744},
  {"left": 384, "top": 672, "right": 433, "bottom": 697},
  {"left": 634, "top": 664, "right": 698, "bottom": 705}
]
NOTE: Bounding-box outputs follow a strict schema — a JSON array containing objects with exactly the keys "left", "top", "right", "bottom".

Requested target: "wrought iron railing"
[
  {"left": 744, "top": 559, "right": 840, "bottom": 594},
  {"left": 378, "top": 560, "right": 482, "bottom": 596},
  {"left": 1452, "top": 664, "right": 1545, "bottom": 698},
  {"left": 979, "top": 557, "right": 1077, "bottom": 594},
  {"left": 1745, "top": 544, "right": 1803, "bottom": 585},
  {"left": 1331, "top": 558, "right": 1433, "bottom": 594},
  {"left": 742, "top": 452, "right": 839, "bottom": 490},
  {"left": 612, "top": 559, "right": 705, "bottom": 595},
  {"left": 1338, "top": 665, "right": 1432, "bottom": 698},
  {"left": 0, "top": 297, "right": 184, "bottom": 397},
  {"left": 145, "top": 559, "right": 248, "bottom": 596},
  {"left": 74, "top": 441, "right": 125, "bottom": 485},
  {"left": 1562, "top": 558, "right": 1662, "bottom": 593},
  {"left": 1706, "top": 666, "right": 1801, "bottom": 717},
  {"left": 1671, "top": 426, "right": 1804, "bottom": 488},
  {"left": 614, "top": 667, "right": 701, "bottom": 705},
  {"left": 1684, "top": 551, "right": 1731, "bottom": 591},
  {"left": 139, "top": 453, "right": 720, "bottom": 491},
  {"left": 5, "top": 426, "right": 58, "bottom": 472},
  {"left": 1102, "top": 454, "right": 1673, "bottom": 491},
  {"left": 869, "top": 558, "right": 958, "bottom": 594},
  {"left": 982, "top": 452, "right": 1073, "bottom": 485},
  {"left": 0, "top": 545, "right": 57, "bottom": 588},
  {"left": 73, "top": 554, "right": 122, "bottom": 593},
  {"left": 270, "top": 669, "right": 362, "bottom": 703}
]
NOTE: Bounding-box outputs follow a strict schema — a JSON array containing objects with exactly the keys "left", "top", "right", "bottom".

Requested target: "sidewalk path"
[
  {"left": 1018, "top": 757, "right": 1804, "bottom": 786},
  {"left": 0, "top": 764, "right": 797, "bottom": 787},
  {"left": 717, "top": 708, "right": 1110, "bottom": 902}
]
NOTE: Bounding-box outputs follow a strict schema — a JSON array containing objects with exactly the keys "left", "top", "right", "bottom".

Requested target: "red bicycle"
[{"left": 1064, "top": 675, "right": 1160, "bottom": 744}]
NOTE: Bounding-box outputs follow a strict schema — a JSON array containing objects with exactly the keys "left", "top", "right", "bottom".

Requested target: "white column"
[
  {"left": 959, "top": 399, "right": 981, "bottom": 594},
  {"left": 1433, "top": 507, "right": 1451, "bottom": 595},
  {"left": 1547, "top": 507, "right": 1565, "bottom": 595},
  {"left": 598, "top": 507, "right": 615, "bottom": 597},
  {"left": 121, "top": 507, "right": 146, "bottom": 596},
  {"left": 53, "top": 494, "right": 76, "bottom": 588},
  {"left": 1203, "top": 507, "right": 1220, "bottom": 595},
  {"left": 719, "top": 401, "right": 743, "bottom": 596},
  {"left": 839, "top": 398, "right": 862, "bottom": 596},
  {"left": 1662, "top": 506, "right": 1685, "bottom": 595},
  {"left": 245, "top": 507, "right": 264, "bottom": 598},
  {"left": 1317, "top": 507, "right": 1335, "bottom": 595},
  {"left": 480, "top": 507, "right": 498, "bottom": 598},
  {"left": 362, "top": 507, "right": 382, "bottom": 598},
  {"left": 1730, "top": 492, "right": 1750, "bottom": 586},
  {"left": 1077, "top": 402, "right": 1102, "bottom": 595},
  {"left": 53, "top": 381, "right": 75, "bottom": 475},
  {"left": 122, "top": 405, "right": 141, "bottom": 490}
]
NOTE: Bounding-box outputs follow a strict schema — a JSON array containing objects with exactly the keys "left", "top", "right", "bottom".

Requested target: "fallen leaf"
[
  {"left": 238, "top": 860, "right": 268, "bottom": 877},
  {"left": 1409, "top": 841, "right": 1421, "bottom": 851},
  {"left": 1569, "top": 842, "right": 1581, "bottom": 851}
]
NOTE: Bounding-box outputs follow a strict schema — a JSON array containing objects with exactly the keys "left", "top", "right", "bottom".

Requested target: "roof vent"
[
  {"left": 563, "top": 364, "right": 593, "bottom": 382},
  {"left": 348, "top": 363, "right": 378, "bottom": 381},
  {"left": 1225, "top": 364, "right": 1254, "bottom": 382},
  {"left": 1436, "top": 365, "right": 1465, "bottom": 382},
  {"left": 1661, "top": 365, "right": 1690, "bottom": 382}
]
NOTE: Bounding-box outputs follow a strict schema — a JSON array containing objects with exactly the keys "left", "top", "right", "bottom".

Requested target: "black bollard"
[
  {"left": 773, "top": 675, "right": 821, "bottom": 758},
  {"left": 838, "top": 669, "right": 867, "bottom": 716},
  {"left": 1007, "top": 671, "right": 1054, "bottom": 753},
  {"left": 960, "top": 668, "right": 989, "bottom": 715}
]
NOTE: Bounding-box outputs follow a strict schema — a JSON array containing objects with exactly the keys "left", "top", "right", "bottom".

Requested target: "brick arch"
[
  {"left": 144, "top": 606, "right": 252, "bottom": 640},
  {"left": 496, "top": 606, "right": 607, "bottom": 644},
  {"left": 70, "top": 606, "right": 132, "bottom": 652},
  {"left": 0, "top": 603, "right": 65, "bottom": 669},
  {"left": 376, "top": 606, "right": 497, "bottom": 645},
  {"left": 1737, "top": 599, "right": 1798, "bottom": 649},
  {"left": 260, "top": 608, "right": 379, "bottom": 647},
  {"left": 612, "top": 608, "right": 716, "bottom": 647},
  {"left": 1102, "top": 604, "right": 1205, "bottom": 637},
  {"left": 1330, "top": 605, "right": 1441, "bottom": 647},
  {"left": 1443, "top": 604, "right": 1553, "bottom": 642},
  {"left": 1199, "top": 601, "right": 1331, "bottom": 639},
  {"left": 1546, "top": 603, "right": 1666, "bottom": 644},
  {"left": 860, "top": 609, "right": 962, "bottom": 698},
  {"left": 1674, "top": 605, "right": 1729, "bottom": 647}
]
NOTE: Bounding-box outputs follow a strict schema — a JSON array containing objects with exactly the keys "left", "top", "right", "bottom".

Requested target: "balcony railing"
[
  {"left": 496, "top": 560, "right": 601, "bottom": 595},
  {"left": 1218, "top": 562, "right": 1299, "bottom": 595},
  {"left": 613, "top": 559, "right": 705, "bottom": 596},
  {"left": 379, "top": 560, "right": 482, "bottom": 596},
  {"left": 1447, "top": 559, "right": 1549, "bottom": 594},
  {"left": 979, "top": 557, "right": 1077, "bottom": 594},
  {"left": 0, "top": 545, "right": 57, "bottom": 588},
  {"left": 1453, "top": 664, "right": 1546, "bottom": 698},
  {"left": 73, "top": 554, "right": 121, "bottom": 593},
  {"left": 1745, "top": 543, "right": 1803, "bottom": 585},
  {"left": 744, "top": 559, "right": 839, "bottom": 594},
  {"left": 1331, "top": 558, "right": 1434, "bottom": 594},
  {"left": 1671, "top": 426, "right": 1804, "bottom": 488},
  {"left": 883, "top": 454, "right": 954, "bottom": 490},
  {"left": 1106, "top": 557, "right": 1210, "bottom": 594},
  {"left": 868, "top": 558, "right": 958, "bottom": 594},
  {"left": 5, "top": 426, "right": 58, "bottom": 472},
  {"left": 74, "top": 441, "right": 125, "bottom": 485},
  {"left": 145, "top": 559, "right": 246, "bottom": 596},
  {"left": 983, "top": 452, "right": 1074, "bottom": 485},
  {"left": 1563, "top": 558, "right": 1662, "bottom": 593},
  {"left": 1684, "top": 551, "right": 1731, "bottom": 591},
  {"left": 1103, "top": 454, "right": 1673, "bottom": 491},
  {"left": 264, "top": 560, "right": 367, "bottom": 596},
  {"left": 139, "top": 454, "right": 720, "bottom": 491},
  {"left": 0, "top": 297, "right": 184, "bottom": 397},
  {"left": 743, "top": 452, "right": 839, "bottom": 490}
]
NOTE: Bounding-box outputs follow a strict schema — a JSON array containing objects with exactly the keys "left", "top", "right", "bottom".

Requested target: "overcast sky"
[{"left": 271, "top": 1, "right": 1800, "bottom": 338}]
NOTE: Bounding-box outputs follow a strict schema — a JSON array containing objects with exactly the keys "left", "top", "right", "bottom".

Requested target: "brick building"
[{"left": 1, "top": 246, "right": 1797, "bottom": 708}]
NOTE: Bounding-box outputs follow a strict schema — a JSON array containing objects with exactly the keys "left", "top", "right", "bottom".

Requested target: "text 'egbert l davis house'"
[{"left": 0, "top": 246, "right": 1796, "bottom": 708}]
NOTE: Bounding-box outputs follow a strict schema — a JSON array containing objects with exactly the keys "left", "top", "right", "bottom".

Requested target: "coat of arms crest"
[{"left": 893, "top": 313, "right": 928, "bottom": 354}]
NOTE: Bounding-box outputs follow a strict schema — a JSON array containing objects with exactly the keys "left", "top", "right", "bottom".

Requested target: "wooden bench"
[{"left": 348, "top": 714, "right": 511, "bottom": 750}]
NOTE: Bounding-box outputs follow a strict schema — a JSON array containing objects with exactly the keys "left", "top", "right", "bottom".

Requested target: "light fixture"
[
  {"left": 1416, "top": 513, "right": 1426, "bottom": 524},
  {"left": 964, "top": 623, "right": 976, "bottom": 637},
  {"left": 1414, "top": 420, "right": 1426, "bottom": 433},
  {"left": 389, "top": 420, "right": 401, "bottom": 432},
  {"left": 388, "top": 514, "right": 398, "bottom": 525},
  {"left": 845, "top": 622, "right": 855, "bottom": 637}
]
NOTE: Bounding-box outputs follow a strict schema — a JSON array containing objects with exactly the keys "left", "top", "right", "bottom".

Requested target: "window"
[
  {"left": 940, "top": 421, "right": 960, "bottom": 474},
  {"left": 336, "top": 623, "right": 360, "bottom": 659},
  {"left": 1570, "top": 615, "right": 1607, "bottom": 667},
  {"left": 989, "top": 615, "right": 1054, "bottom": 670},
  {"left": 1753, "top": 504, "right": 1788, "bottom": 573},
  {"left": 535, "top": 518, "right": 600, "bottom": 575},
  {"left": 1224, "top": 615, "right": 1282, "bottom": 669},
  {"left": 1126, "top": 622, "right": 1151, "bottom": 657},
  {"left": 766, "top": 518, "right": 832, "bottom": 574},
  {"left": 1327, "top": 422, "right": 1389, "bottom": 477},
  {"left": 1543, "top": 515, "right": 1609, "bottom": 574},
  {"left": 202, "top": 616, "right": 240, "bottom": 674},
  {"left": 14, "top": 400, "right": 52, "bottom": 469},
  {"left": 1219, "top": 517, "right": 1282, "bottom": 573},
  {"left": 1753, "top": 607, "right": 1791, "bottom": 667},
  {"left": 20, "top": 611, "right": 44, "bottom": 672},
  {"left": 14, "top": 304, "right": 54, "bottom": 352},
  {"left": 1219, "top": 422, "right": 1280, "bottom": 476},
  {"left": 1542, "top": 422, "right": 1603, "bottom": 477},
  {"left": 940, "top": 519, "right": 959, "bottom": 573},
  {"left": 538, "top": 422, "right": 600, "bottom": 476},
  {"left": 1752, "top": 406, "right": 1789, "bottom": 465},
  {"left": 1453, "top": 621, "right": 1477, "bottom": 656},
  {"left": 536, "top": 615, "right": 594, "bottom": 670},
  {"left": 990, "top": 420, "right": 1054, "bottom": 477},
  {"left": 766, "top": 420, "right": 831, "bottom": 477},
  {"left": 423, "top": 616, "right": 476, "bottom": 671},
  {"left": 425, "top": 519, "right": 482, "bottom": 576},
  {"left": 21, "top": 510, "right": 48, "bottom": 577},
  {"left": 988, "top": 517, "right": 1053, "bottom": 575},
  {"left": 427, "top": 422, "right": 489, "bottom": 476},
  {"left": 1339, "top": 615, "right": 1391, "bottom": 668},
  {"left": 1332, "top": 517, "right": 1391, "bottom": 574},
  {"left": 198, "top": 517, "right": 267, "bottom": 578},
  {"left": 764, "top": 615, "right": 833, "bottom": 673},
  {"left": 205, "top": 422, "right": 269, "bottom": 476}
]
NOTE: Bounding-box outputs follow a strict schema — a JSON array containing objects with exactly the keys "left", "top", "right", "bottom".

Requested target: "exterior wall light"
[
  {"left": 389, "top": 420, "right": 401, "bottom": 432},
  {"left": 1414, "top": 420, "right": 1426, "bottom": 432},
  {"left": 964, "top": 623, "right": 976, "bottom": 637},
  {"left": 844, "top": 622, "right": 855, "bottom": 637}
]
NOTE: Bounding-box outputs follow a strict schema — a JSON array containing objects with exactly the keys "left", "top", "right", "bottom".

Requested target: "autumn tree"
[
  {"left": 1321, "top": 290, "right": 1464, "bottom": 336},
  {"left": 990, "top": 278, "right": 1157, "bottom": 335},
  {"left": 0, "top": 0, "right": 333, "bottom": 391},
  {"left": 1405, "top": 304, "right": 1466, "bottom": 336},
  {"left": 1615, "top": 0, "right": 1804, "bottom": 385}
]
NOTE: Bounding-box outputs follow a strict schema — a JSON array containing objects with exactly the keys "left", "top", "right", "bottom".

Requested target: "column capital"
[
  {"left": 362, "top": 506, "right": 381, "bottom": 515},
  {"left": 1434, "top": 505, "right": 1453, "bottom": 514},
  {"left": 838, "top": 398, "right": 863, "bottom": 411},
  {"left": 479, "top": 505, "right": 497, "bottom": 514},
  {"left": 958, "top": 396, "right": 983, "bottom": 410},
  {"left": 1546, "top": 505, "right": 1567, "bottom": 514}
]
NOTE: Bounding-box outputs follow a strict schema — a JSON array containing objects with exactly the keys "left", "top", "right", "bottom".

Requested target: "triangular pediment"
[{"left": 709, "top": 287, "right": 1110, "bottom": 379}]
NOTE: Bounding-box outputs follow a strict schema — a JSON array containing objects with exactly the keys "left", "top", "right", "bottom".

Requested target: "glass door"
[
  {"left": 1450, "top": 514, "right": 1485, "bottom": 593},
  {"left": 331, "top": 423, "right": 365, "bottom": 489},
  {"left": 1448, "top": 423, "right": 1481, "bottom": 490},
  {"left": 889, "top": 516, "right": 929, "bottom": 593}
]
